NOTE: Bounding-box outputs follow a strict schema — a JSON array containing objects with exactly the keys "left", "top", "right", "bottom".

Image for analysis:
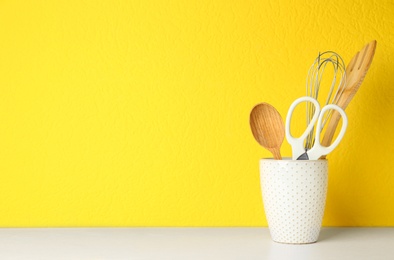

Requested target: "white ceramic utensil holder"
[{"left": 260, "top": 158, "right": 328, "bottom": 244}]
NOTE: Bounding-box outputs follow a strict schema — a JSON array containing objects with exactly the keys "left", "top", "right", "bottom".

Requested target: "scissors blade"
[{"left": 297, "top": 152, "right": 309, "bottom": 160}]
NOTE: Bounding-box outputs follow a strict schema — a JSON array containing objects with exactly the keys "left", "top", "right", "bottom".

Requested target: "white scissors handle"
[
  {"left": 285, "top": 96, "right": 320, "bottom": 160},
  {"left": 307, "top": 104, "right": 348, "bottom": 160}
]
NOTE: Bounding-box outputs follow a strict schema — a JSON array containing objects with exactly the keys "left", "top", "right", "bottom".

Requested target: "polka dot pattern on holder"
[{"left": 260, "top": 159, "right": 328, "bottom": 244}]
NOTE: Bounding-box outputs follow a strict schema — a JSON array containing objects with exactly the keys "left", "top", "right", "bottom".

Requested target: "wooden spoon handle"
[{"left": 269, "top": 148, "right": 282, "bottom": 160}]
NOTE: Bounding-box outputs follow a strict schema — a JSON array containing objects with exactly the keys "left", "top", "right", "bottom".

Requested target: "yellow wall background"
[{"left": 0, "top": 0, "right": 393, "bottom": 227}]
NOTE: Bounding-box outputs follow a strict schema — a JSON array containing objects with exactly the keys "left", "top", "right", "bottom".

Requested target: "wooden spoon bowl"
[{"left": 250, "top": 103, "right": 285, "bottom": 160}]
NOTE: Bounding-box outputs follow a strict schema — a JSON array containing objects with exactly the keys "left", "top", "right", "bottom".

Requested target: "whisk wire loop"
[{"left": 304, "top": 51, "right": 346, "bottom": 150}]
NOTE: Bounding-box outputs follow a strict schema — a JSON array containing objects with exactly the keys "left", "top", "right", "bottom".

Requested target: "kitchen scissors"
[{"left": 285, "top": 96, "right": 348, "bottom": 160}]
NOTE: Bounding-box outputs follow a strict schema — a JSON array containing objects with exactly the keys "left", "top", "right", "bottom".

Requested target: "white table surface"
[{"left": 0, "top": 227, "right": 393, "bottom": 259}]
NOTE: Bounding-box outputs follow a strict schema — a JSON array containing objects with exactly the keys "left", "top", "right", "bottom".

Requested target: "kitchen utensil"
[
  {"left": 304, "top": 51, "right": 347, "bottom": 151},
  {"left": 320, "top": 40, "right": 377, "bottom": 156},
  {"left": 286, "top": 96, "right": 348, "bottom": 160},
  {"left": 250, "top": 103, "right": 285, "bottom": 160}
]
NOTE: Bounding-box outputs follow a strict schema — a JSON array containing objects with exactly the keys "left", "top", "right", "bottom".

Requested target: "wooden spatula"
[{"left": 320, "top": 40, "right": 377, "bottom": 158}]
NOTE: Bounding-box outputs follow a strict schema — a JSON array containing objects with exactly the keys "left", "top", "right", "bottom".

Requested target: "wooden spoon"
[
  {"left": 320, "top": 40, "right": 377, "bottom": 158},
  {"left": 250, "top": 103, "right": 284, "bottom": 160}
]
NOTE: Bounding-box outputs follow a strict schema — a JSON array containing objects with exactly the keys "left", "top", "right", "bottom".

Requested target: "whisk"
[{"left": 304, "top": 51, "right": 346, "bottom": 151}]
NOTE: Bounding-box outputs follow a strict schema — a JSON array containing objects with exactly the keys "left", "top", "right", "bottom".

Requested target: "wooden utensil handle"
[
  {"left": 320, "top": 111, "right": 342, "bottom": 159},
  {"left": 269, "top": 148, "right": 282, "bottom": 160}
]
